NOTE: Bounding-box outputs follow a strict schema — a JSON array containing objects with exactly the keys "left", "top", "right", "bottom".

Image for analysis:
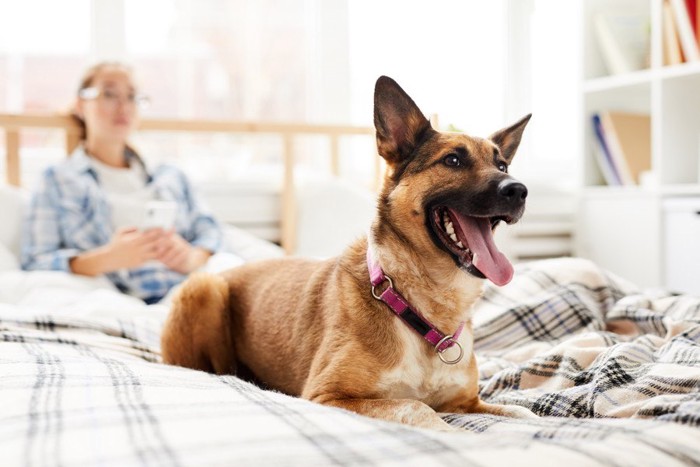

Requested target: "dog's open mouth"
[{"left": 431, "top": 207, "right": 514, "bottom": 286}]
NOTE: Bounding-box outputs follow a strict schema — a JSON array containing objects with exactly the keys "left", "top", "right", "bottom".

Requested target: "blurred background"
[
  {"left": 2, "top": 0, "right": 699, "bottom": 294},
  {"left": 0, "top": 0, "right": 576, "bottom": 186}
]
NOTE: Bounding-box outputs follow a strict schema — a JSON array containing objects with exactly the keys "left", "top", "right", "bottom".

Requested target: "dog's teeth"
[
  {"left": 445, "top": 222, "right": 454, "bottom": 234},
  {"left": 456, "top": 241, "right": 464, "bottom": 249},
  {"left": 449, "top": 233, "right": 458, "bottom": 242}
]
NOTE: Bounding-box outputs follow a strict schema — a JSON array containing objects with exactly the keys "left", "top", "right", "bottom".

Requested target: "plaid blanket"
[{"left": 1, "top": 258, "right": 699, "bottom": 466}]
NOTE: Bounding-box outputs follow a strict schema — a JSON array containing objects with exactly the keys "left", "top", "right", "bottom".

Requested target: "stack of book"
[
  {"left": 591, "top": 112, "right": 651, "bottom": 186},
  {"left": 594, "top": 0, "right": 700, "bottom": 74},
  {"left": 663, "top": 0, "right": 700, "bottom": 65},
  {"left": 594, "top": 10, "right": 650, "bottom": 75}
]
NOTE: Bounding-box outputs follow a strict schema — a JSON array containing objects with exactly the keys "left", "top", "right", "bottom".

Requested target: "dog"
[{"left": 161, "top": 76, "right": 534, "bottom": 430}]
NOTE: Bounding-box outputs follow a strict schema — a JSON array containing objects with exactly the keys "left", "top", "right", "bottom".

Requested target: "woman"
[{"left": 21, "top": 62, "right": 223, "bottom": 304}]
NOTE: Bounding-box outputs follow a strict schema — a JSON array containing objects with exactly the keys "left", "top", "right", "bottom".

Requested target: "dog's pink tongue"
[{"left": 449, "top": 209, "right": 514, "bottom": 286}]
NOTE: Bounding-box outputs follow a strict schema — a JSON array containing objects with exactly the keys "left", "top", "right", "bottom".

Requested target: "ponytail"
[{"left": 70, "top": 112, "right": 87, "bottom": 141}]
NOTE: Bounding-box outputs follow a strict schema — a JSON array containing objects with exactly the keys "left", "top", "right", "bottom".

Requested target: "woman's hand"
[
  {"left": 70, "top": 228, "right": 211, "bottom": 277},
  {"left": 155, "top": 230, "right": 212, "bottom": 274},
  {"left": 70, "top": 227, "right": 167, "bottom": 276},
  {"left": 107, "top": 227, "right": 167, "bottom": 269}
]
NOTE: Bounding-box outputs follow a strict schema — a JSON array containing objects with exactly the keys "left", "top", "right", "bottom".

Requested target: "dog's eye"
[
  {"left": 497, "top": 162, "right": 508, "bottom": 173},
  {"left": 443, "top": 154, "right": 461, "bottom": 167}
]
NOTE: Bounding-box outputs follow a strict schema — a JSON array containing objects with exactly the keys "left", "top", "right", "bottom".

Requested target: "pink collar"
[{"left": 366, "top": 247, "right": 465, "bottom": 364}]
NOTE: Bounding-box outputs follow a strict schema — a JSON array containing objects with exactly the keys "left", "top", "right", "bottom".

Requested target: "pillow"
[
  {"left": 0, "top": 184, "right": 29, "bottom": 260},
  {"left": 0, "top": 269, "right": 118, "bottom": 306},
  {"left": 222, "top": 224, "right": 285, "bottom": 261},
  {"left": 295, "top": 177, "right": 375, "bottom": 258}
]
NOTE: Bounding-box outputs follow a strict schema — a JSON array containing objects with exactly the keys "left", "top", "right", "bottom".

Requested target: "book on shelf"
[
  {"left": 696, "top": 0, "right": 700, "bottom": 46},
  {"left": 664, "top": 0, "right": 685, "bottom": 65},
  {"left": 685, "top": 0, "right": 698, "bottom": 43},
  {"left": 594, "top": 111, "right": 652, "bottom": 186},
  {"left": 670, "top": 0, "right": 700, "bottom": 61},
  {"left": 593, "top": 11, "right": 650, "bottom": 75},
  {"left": 591, "top": 114, "right": 623, "bottom": 186}
]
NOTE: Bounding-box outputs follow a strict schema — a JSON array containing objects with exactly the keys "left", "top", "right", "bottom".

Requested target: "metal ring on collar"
[
  {"left": 435, "top": 335, "right": 464, "bottom": 365},
  {"left": 371, "top": 274, "right": 394, "bottom": 300}
]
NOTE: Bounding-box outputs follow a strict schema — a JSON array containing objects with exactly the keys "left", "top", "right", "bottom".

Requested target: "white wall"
[{"left": 347, "top": 1, "right": 508, "bottom": 137}]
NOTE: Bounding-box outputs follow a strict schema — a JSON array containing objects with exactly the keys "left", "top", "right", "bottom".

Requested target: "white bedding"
[{"left": 1, "top": 258, "right": 700, "bottom": 466}]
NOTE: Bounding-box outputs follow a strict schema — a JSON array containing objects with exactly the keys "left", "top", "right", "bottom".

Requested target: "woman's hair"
[{"left": 71, "top": 61, "right": 134, "bottom": 140}]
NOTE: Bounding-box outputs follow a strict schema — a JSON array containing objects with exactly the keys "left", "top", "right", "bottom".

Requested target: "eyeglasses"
[{"left": 79, "top": 87, "right": 151, "bottom": 110}]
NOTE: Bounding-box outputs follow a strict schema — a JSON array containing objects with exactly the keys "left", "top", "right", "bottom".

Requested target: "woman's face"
[{"left": 76, "top": 67, "right": 142, "bottom": 144}]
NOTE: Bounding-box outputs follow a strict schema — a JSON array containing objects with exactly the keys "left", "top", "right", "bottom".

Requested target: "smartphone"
[{"left": 140, "top": 200, "right": 178, "bottom": 230}]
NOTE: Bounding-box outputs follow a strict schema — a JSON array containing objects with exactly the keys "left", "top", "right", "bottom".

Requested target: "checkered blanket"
[{"left": 1, "top": 258, "right": 699, "bottom": 466}]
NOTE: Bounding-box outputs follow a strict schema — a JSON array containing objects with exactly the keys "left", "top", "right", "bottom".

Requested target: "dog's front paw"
[
  {"left": 474, "top": 401, "right": 539, "bottom": 419},
  {"left": 501, "top": 405, "right": 539, "bottom": 419}
]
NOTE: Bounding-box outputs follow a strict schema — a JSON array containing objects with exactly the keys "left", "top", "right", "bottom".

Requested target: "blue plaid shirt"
[{"left": 21, "top": 146, "right": 223, "bottom": 303}]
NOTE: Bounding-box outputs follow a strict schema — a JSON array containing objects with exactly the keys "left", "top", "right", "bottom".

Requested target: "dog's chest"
[{"left": 377, "top": 323, "right": 473, "bottom": 404}]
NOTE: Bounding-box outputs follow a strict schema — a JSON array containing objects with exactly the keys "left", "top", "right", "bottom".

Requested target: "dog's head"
[{"left": 373, "top": 76, "right": 530, "bottom": 286}]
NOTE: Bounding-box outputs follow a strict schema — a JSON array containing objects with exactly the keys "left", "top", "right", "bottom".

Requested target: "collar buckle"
[
  {"left": 435, "top": 335, "right": 464, "bottom": 364},
  {"left": 371, "top": 274, "right": 394, "bottom": 300}
]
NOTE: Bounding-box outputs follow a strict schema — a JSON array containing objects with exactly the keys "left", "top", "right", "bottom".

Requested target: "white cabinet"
[
  {"left": 576, "top": 190, "right": 662, "bottom": 288},
  {"left": 576, "top": 0, "right": 700, "bottom": 291},
  {"left": 664, "top": 198, "right": 700, "bottom": 295}
]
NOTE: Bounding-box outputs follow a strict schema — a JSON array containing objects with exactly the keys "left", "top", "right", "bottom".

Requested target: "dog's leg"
[
  {"left": 438, "top": 394, "right": 538, "bottom": 419},
  {"left": 436, "top": 357, "right": 537, "bottom": 419},
  {"left": 320, "top": 398, "right": 455, "bottom": 431},
  {"left": 161, "top": 273, "right": 237, "bottom": 375},
  {"left": 471, "top": 400, "right": 538, "bottom": 419}
]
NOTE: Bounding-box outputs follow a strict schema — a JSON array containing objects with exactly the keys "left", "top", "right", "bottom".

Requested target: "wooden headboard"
[{"left": 0, "top": 114, "right": 379, "bottom": 254}]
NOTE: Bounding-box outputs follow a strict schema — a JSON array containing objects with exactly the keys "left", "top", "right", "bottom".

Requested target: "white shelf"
[
  {"left": 658, "top": 61, "right": 700, "bottom": 80},
  {"left": 583, "top": 185, "right": 700, "bottom": 197},
  {"left": 583, "top": 63, "right": 700, "bottom": 94},
  {"left": 577, "top": 0, "right": 700, "bottom": 290},
  {"left": 658, "top": 185, "right": 700, "bottom": 196},
  {"left": 583, "top": 68, "right": 654, "bottom": 93}
]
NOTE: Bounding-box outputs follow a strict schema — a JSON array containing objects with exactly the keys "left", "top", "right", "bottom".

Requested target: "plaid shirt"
[{"left": 21, "top": 146, "right": 223, "bottom": 302}]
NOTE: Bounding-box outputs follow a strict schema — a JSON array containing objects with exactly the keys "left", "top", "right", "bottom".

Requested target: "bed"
[
  {"left": 2, "top": 119, "right": 700, "bottom": 466},
  {"left": 2, "top": 250, "right": 700, "bottom": 465}
]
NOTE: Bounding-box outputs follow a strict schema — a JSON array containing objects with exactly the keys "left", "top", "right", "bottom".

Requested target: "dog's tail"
[{"left": 161, "top": 272, "right": 235, "bottom": 375}]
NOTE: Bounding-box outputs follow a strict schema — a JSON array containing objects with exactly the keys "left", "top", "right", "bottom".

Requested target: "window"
[
  {"left": 504, "top": 0, "right": 580, "bottom": 188},
  {"left": 2, "top": 0, "right": 514, "bottom": 187},
  {"left": 0, "top": 1, "right": 91, "bottom": 112}
]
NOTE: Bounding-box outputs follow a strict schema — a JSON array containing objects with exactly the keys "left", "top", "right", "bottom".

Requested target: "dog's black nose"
[{"left": 497, "top": 179, "right": 528, "bottom": 203}]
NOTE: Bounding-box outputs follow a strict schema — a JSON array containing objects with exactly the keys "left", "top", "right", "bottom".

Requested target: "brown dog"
[{"left": 161, "top": 76, "right": 535, "bottom": 430}]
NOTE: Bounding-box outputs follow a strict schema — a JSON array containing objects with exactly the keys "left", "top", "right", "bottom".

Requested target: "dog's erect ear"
[
  {"left": 489, "top": 114, "right": 532, "bottom": 163},
  {"left": 374, "top": 76, "right": 431, "bottom": 165}
]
